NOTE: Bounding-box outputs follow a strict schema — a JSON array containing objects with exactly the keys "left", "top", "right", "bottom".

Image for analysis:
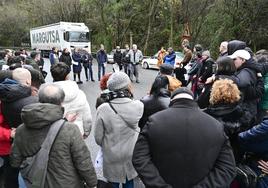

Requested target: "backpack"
[
  {"left": 20, "top": 119, "right": 65, "bottom": 188},
  {"left": 166, "top": 75, "right": 182, "bottom": 92}
]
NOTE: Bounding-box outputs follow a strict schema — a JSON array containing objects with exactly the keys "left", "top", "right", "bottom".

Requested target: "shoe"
[
  {"left": 86, "top": 79, "right": 89, "bottom": 81},
  {"left": 136, "top": 80, "right": 140, "bottom": 83},
  {"left": 77, "top": 81, "right": 83, "bottom": 84},
  {"left": 91, "top": 80, "right": 95, "bottom": 82}
]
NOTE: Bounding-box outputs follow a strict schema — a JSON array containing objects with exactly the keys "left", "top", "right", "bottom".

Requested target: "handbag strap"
[
  {"left": 41, "top": 119, "right": 65, "bottom": 151},
  {"left": 108, "top": 102, "right": 140, "bottom": 134}
]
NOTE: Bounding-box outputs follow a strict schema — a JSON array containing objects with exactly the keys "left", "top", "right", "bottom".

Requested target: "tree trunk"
[
  {"left": 144, "top": 0, "right": 158, "bottom": 55},
  {"left": 169, "top": 0, "right": 175, "bottom": 47}
]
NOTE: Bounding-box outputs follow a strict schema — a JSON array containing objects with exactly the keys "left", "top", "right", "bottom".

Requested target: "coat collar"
[{"left": 169, "top": 98, "right": 199, "bottom": 109}]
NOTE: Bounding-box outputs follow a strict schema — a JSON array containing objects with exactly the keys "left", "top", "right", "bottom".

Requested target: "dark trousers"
[
  {"left": 83, "top": 63, "right": 94, "bottom": 81},
  {"left": 123, "top": 64, "right": 131, "bottom": 77},
  {"left": 0, "top": 156, "right": 19, "bottom": 188},
  {"left": 130, "top": 63, "right": 140, "bottom": 82},
  {"left": 118, "top": 63, "right": 123, "bottom": 71}
]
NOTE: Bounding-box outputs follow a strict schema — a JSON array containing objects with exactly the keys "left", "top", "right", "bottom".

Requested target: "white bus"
[{"left": 30, "top": 22, "right": 91, "bottom": 56}]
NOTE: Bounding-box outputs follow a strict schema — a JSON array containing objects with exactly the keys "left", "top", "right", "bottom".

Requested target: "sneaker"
[{"left": 77, "top": 81, "right": 83, "bottom": 84}]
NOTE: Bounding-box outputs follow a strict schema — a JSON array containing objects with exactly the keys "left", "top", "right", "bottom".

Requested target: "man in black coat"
[
  {"left": 132, "top": 87, "right": 236, "bottom": 188},
  {"left": 228, "top": 49, "right": 264, "bottom": 125},
  {"left": 198, "top": 50, "right": 215, "bottom": 83},
  {"left": 122, "top": 44, "right": 131, "bottom": 76},
  {"left": 113, "top": 46, "right": 123, "bottom": 71}
]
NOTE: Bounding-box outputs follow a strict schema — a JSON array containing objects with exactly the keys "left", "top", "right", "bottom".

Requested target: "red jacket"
[{"left": 0, "top": 108, "right": 11, "bottom": 156}]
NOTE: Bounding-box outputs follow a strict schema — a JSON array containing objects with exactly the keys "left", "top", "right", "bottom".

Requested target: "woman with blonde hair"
[{"left": 205, "top": 79, "right": 250, "bottom": 162}]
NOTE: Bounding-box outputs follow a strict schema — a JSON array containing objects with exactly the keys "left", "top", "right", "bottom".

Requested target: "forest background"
[{"left": 0, "top": 0, "right": 267, "bottom": 58}]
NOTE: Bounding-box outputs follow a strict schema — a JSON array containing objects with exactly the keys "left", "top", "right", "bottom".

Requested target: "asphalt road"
[{"left": 43, "top": 58, "right": 158, "bottom": 181}]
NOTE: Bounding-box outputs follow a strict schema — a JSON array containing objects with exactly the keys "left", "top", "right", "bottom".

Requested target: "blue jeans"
[
  {"left": 111, "top": 179, "right": 134, "bottom": 188},
  {"left": 98, "top": 63, "right": 105, "bottom": 80},
  {"left": 18, "top": 173, "right": 26, "bottom": 188}
]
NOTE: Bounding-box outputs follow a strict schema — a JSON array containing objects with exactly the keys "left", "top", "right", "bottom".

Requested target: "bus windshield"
[{"left": 67, "top": 31, "right": 90, "bottom": 42}]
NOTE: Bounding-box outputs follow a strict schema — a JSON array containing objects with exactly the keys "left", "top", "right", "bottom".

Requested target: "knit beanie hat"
[{"left": 107, "top": 72, "right": 131, "bottom": 91}]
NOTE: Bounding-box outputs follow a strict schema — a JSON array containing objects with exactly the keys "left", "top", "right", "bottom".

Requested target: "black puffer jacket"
[
  {"left": 198, "top": 57, "right": 214, "bottom": 82},
  {"left": 133, "top": 98, "right": 236, "bottom": 188},
  {"left": 122, "top": 50, "right": 130, "bottom": 64},
  {"left": 139, "top": 89, "right": 170, "bottom": 129},
  {"left": 205, "top": 103, "right": 251, "bottom": 136},
  {"left": 231, "top": 61, "right": 264, "bottom": 124},
  {"left": 59, "top": 52, "right": 72, "bottom": 67},
  {"left": 113, "top": 51, "right": 122, "bottom": 65},
  {"left": 0, "top": 79, "right": 38, "bottom": 128},
  {"left": 205, "top": 103, "right": 251, "bottom": 162},
  {"left": 10, "top": 103, "right": 97, "bottom": 188}
]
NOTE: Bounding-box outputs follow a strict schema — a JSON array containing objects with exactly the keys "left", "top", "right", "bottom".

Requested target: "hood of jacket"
[
  {"left": 205, "top": 103, "right": 244, "bottom": 121},
  {"left": 238, "top": 60, "right": 262, "bottom": 73},
  {"left": 168, "top": 51, "right": 175, "bottom": 57},
  {"left": 53, "top": 80, "right": 87, "bottom": 113},
  {"left": 21, "top": 103, "right": 64, "bottom": 129},
  {"left": 204, "top": 103, "right": 251, "bottom": 136},
  {"left": 158, "top": 88, "right": 171, "bottom": 97},
  {"left": 151, "top": 88, "right": 171, "bottom": 98},
  {"left": 227, "top": 40, "right": 247, "bottom": 55},
  {"left": 0, "top": 79, "right": 31, "bottom": 103},
  {"left": 54, "top": 80, "right": 79, "bottom": 102}
]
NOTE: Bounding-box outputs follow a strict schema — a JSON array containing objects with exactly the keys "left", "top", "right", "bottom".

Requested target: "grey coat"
[
  {"left": 94, "top": 98, "right": 144, "bottom": 183},
  {"left": 10, "top": 103, "right": 97, "bottom": 188},
  {"left": 127, "top": 49, "right": 143, "bottom": 64}
]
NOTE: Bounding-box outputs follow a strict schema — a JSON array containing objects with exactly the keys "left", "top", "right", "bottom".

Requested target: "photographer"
[{"left": 94, "top": 72, "right": 143, "bottom": 188}]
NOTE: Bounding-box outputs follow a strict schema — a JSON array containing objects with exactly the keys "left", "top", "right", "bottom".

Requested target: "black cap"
[
  {"left": 160, "top": 63, "right": 174, "bottom": 75},
  {"left": 171, "top": 87, "right": 194, "bottom": 99}
]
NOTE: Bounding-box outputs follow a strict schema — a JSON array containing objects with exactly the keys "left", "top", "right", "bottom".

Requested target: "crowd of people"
[{"left": 0, "top": 39, "right": 268, "bottom": 188}]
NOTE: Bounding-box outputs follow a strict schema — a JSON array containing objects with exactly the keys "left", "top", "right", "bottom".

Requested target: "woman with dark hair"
[
  {"left": 59, "top": 48, "right": 72, "bottom": 68},
  {"left": 139, "top": 75, "right": 170, "bottom": 129},
  {"left": 197, "top": 56, "right": 236, "bottom": 109},
  {"left": 72, "top": 48, "right": 83, "bottom": 84}
]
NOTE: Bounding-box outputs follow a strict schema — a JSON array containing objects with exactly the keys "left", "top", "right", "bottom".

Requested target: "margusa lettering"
[{"left": 32, "top": 30, "right": 60, "bottom": 44}]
